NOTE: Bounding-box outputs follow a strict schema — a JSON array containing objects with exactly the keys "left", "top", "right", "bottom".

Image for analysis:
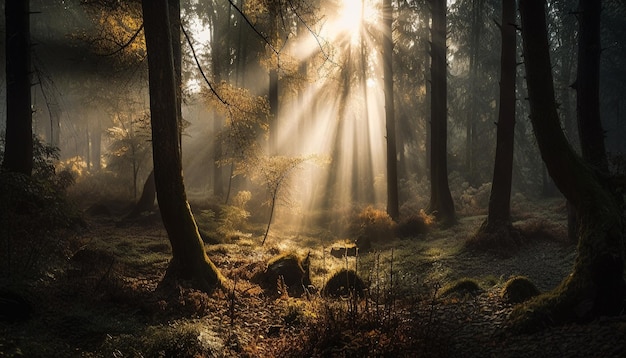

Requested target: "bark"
[
  {"left": 575, "top": 0, "right": 608, "bottom": 173},
  {"left": 477, "top": 0, "right": 517, "bottom": 237},
  {"left": 2, "top": 0, "right": 33, "bottom": 176},
  {"left": 510, "top": 0, "right": 624, "bottom": 330},
  {"left": 465, "top": 0, "right": 483, "bottom": 184},
  {"left": 124, "top": 169, "right": 156, "bottom": 220},
  {"left": 427, "top": 0, "right": 455, "bottom": 224},
  {"left": 383, "top": 0, "right": 399, "bottom": 221},
  {"left": 142, "top": 0, "right": 225, "bottom": 290}
]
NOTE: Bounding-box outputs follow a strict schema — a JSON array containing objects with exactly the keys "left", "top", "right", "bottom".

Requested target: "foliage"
[
  {"left": 100, "top": 321, "right": 221, "bottom": 358},
  {"left": 80, "top": 0, "right": 145, "bottom": 66},
  {"left": 203, "top": 82, "right": 269, "bottom": 174},
  {"left": 105, "top": 112, "right": 153, "bottom": 197},
  {"left": 396, "top": 210, "right": 433, "bottom": 238},
  {"left": 0, "top": 135, "right": 80, "bottom": 279},
  {"left": 348, "top": 206, "right": 397, "bottom": 245}
]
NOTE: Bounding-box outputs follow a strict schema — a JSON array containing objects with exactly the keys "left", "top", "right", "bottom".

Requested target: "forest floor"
[{"left": 2, "top": 197, "right": 626, "bottom": 357}]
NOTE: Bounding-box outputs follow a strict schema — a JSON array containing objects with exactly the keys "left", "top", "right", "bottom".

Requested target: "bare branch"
[
  {"left": 227, "top": 0, "right": 279, "bottom": 55},
  {"left": 180, "top": 23, "right": 228, "bottom": 106}
]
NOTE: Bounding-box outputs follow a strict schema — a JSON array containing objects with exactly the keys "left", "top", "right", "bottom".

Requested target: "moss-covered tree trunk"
[
  {"left": 474, "top": 0, "right": 517, "bottom": 246},
  {"left": 511, "top": 0, "right": 624, "bottom": 330},
  {"left": 427, "top": 0, "right": 455, "bottom": 224},
  {"left": 142, "top": 0, "right": 225, "bottom": 291}
]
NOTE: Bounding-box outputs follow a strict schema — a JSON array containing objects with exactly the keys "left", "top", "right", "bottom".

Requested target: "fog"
[{"left": 2, "top": 0, "right": 625, "bottom": 229}]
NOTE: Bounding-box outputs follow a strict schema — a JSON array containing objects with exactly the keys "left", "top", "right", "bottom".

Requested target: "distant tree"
[
  {"left": 141, "top": 0, "right": 225, "bottom": 290},
  {"left": 427, "top": 0, "right": 455, "bottom": 224},
  {"left": 383, "top": 0, "right": 399, "bottom": 221},
  {"left": 472, "top": 0, "right": 517, "bottom": 247},
  {"left": 510, "top": 0, "right": 624, "bottom": 330},
  {"left": 2, "top": 0, "right": 33, "bottom": 176}
]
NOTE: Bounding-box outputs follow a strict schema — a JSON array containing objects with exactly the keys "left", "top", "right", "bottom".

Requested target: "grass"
[{"left": 0, "top": 196, "right": 578, "bottom": 356}]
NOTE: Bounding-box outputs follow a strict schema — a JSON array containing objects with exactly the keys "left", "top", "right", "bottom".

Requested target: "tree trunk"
[
  {"left": 510, "top": 0, "right": 624, "bottom": 330},
  {"left": 141, "top": 0, "right": 225, "bottom": 290},
  {"left": 427, "top": 0, "right": 455, "bottom": 224},
  {"left": 475, "top": 0, "right": 517, "bottom": 244},
  {"left": 575, "top": 0, "right": 608, "bottom": 173},
  {"left": 383, "top": 0, "right": 399, "bottom": 221},
  {"left": 124, "top": 169, "right": 156, "bottom": 220},
  {"left": 2, "top": 0, "right": 33, "bottom": 176},
  {"left": 465, "top": 0, "right": 483, "bottom": 185}
]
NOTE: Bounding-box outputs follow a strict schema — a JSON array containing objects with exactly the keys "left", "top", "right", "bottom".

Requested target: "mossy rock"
[
  {"left": 253, "top": 252, "right": 311, "bottom": 297},
  {"left": 439, "top": 278, "right": 483, "bottom": 299},
  {"left": 501, "top": 276, "right": 540, "bottom": 304},
  {"left": 322, "top": 269, "right": 366, "bottom": 298}
]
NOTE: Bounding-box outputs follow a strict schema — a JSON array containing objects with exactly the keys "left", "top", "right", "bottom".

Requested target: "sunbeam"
[{"left": 271, "top": 0, "right": 387, "bottom": 230}]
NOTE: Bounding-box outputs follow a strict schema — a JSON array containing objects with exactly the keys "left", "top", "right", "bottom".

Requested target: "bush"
[
  {"left": 396, "top": 210, "right": 433, "bottom": 238},
  {"left": 0, "top": 135, "right": 80, "bottom": 278},
  {"left": 348, "top": 206, "right": 396, "bottom": 245}
]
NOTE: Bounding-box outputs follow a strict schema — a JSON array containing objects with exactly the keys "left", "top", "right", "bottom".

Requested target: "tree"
[
  {"left": 141, "top": 0, "right": 225, "bottom": 290},
  {"left": 427, "top": 0, "right": 455, "bottom": 224},
  {"left": 472, "top": 0, "right": 518, "bottom": 248},
  {"left": 383, "top": 0, "right": 399, "bottom": 221},
  {"left": 575, "top": 0, "right": 608, "bottom": 173},
  {"left": 510, "top": 0, "right": 624, "bottom": 330},
  {"left": 2, "top": 0, "right": 33, "bottom": 176}
]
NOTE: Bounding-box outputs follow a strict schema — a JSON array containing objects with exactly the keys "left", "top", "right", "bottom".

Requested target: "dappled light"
[{"left": 1, "top": 0, "right": 626, "bottom": 356}]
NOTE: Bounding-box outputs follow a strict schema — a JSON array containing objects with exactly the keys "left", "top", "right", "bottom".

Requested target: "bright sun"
[{"left": 335, "top": 0, "right": 379, "bottom": 43}]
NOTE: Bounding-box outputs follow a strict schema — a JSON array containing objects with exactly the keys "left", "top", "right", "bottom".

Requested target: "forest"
[{"left": 1, "top": 0, "right": 625, "bottom": 356}]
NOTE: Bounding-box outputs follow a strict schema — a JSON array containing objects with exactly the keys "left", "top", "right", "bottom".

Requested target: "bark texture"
[
  {"left": 427, "top": 0, "right": 455, "bottom": 224},
  {"left": 511, "top": 0, "right": 624, "bottom": 330},
  {"left": 474, "top": 0, "right": 518, "bottom": 247},
  {"left": 142, "top": 0, "right": 224, "bottom": 290}
]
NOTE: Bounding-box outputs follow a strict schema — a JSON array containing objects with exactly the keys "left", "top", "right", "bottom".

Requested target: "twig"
[{"left": 180, "top": 23, "right": 228, "bottom": 106}]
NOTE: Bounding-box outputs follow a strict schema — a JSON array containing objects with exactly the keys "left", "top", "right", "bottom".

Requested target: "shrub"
[
  {"left": 0, "top": 135, "right": 81, "bottom": 278},
  {"left": 396, "top": 210, "right": 433, "bottom": 238},
  {"left": 348, "top": 206, "right": 396, "bottom": 245}
]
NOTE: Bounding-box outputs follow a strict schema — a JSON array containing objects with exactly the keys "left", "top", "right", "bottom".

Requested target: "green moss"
[
  {"left": 500, "top": 276, "right": 540, "bottom": 304},
  {"left": 439, "top": 278, "right": 482, "bottom": 299}
]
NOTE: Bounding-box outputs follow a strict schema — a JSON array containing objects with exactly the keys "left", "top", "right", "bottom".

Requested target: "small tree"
[{"left": 254, "top": 155, "right": 310, "bottom": 245}]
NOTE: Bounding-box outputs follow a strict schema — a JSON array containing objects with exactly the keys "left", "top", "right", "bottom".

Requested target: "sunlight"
[{"left": 334, "top": 0, "right": 379, "bottom": 44}]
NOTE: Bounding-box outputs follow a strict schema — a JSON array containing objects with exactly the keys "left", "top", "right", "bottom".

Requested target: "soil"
[{"left": 1, "top": 198, "right": 625, "bottom": 357}]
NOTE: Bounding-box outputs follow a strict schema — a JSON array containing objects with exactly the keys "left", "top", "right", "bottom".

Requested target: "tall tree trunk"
[
  {"left": 141, "top": 0, "right": 224, "bottom": 290},
  {"left": 427, "top": 0, "right": 455, "bottom": 224},
  {"left": 465, "top": 0, "right": 483, "bottom": 184},
  {"left": 383, "top": 0, "right": 399, "bottom": 221},
  {"left": 474, "top": 0, "right": 517, "bottom": 245},
  {"left": 3, "top": 0, "right": 33, "bottom": 176},
  {"left": 575, "top": 0, "right": 608, "bottom": 173},
  {"left": 510, "top": 0, "right": 624, "bottom": 331}
]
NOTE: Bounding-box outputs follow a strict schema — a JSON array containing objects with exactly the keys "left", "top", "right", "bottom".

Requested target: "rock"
[
  {"left": 500, "top": 276, "right": 540, "bottom": 304},
  {"left": 253, "top": 252, "right": 311, "bottom": 297},
  {"left": 323, "top": 269, "right": 366, "bottom": 298}
]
